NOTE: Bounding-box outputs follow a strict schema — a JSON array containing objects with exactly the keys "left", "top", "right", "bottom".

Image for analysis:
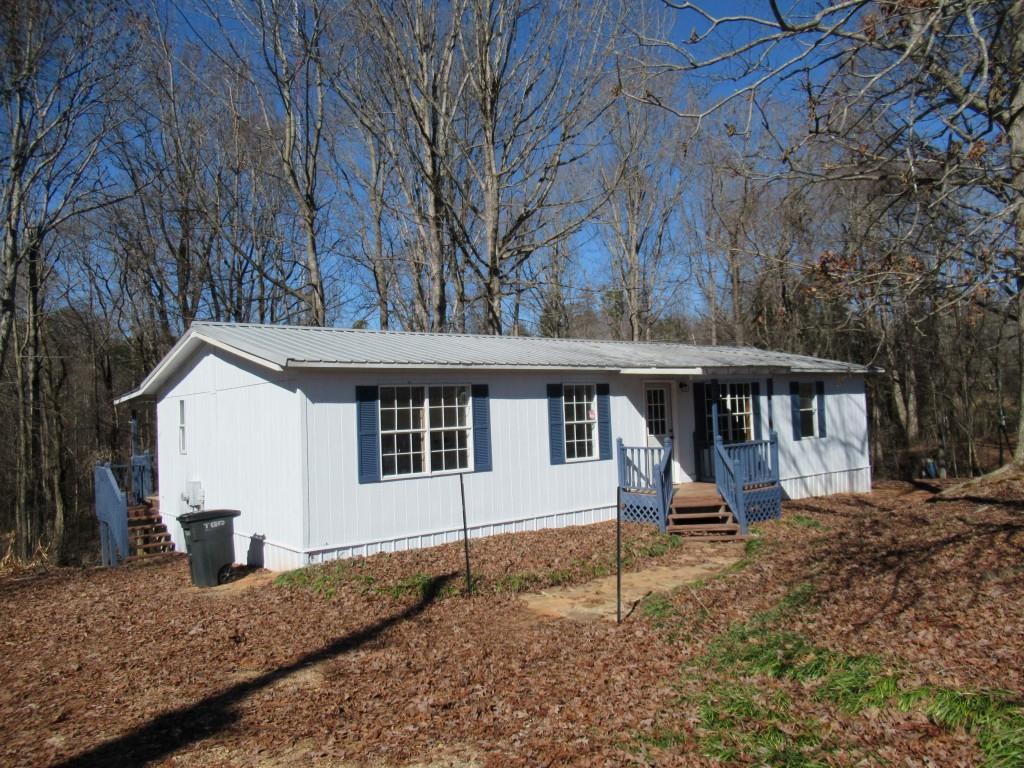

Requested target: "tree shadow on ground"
[
  {"left": 810, "top": 511, "right": 1024, "bottom": 631},
  {"left": 52, "top": 572, "right": 457, "bottom": 768}
]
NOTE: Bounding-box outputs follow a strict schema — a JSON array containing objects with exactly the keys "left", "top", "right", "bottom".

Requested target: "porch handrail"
[
  {"left": 617, "top": 438, "right": 673, "bottom": 532},
  {"left": 654, "top": 439, "right": 673, "bottom": 532},
  {"left": 618, "top": 444, "right": 663, "bottom": 491},
  {"left": 721, "top": 433, "right": 779, "bottom": 487},
  {"left": 714, "top": 436, "right": 749, "bottom": 536},
  {"left": 94, "top": 464, "right": 130, "bottom": 566}
]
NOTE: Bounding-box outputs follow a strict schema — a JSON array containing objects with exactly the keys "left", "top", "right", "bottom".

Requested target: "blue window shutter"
[
  {"left": 356, "top": 386, "right": 380, "bottom": 483},
  {"left": 692, "top": 382, "right": 707, "bottom": 441},
  {"left": 816, "top": 381, "right": 827, "bottom": 438},
  {"left": 547, "top": 383, "right": 565, "bottom": 465},
  {"left": 751, "top": 382, "right": 763, "bottom": 441},
  {"left": 789, "top": 381, "right": 802, "bottom": 442},
  {"left": 472, "top": 384, "right": 492, "bottom": 472},
  {"left": 766, "top": 378, "right": 774, "bottom": 432},
  {"left": 596, "top": 383, "right": 612, "bottom": 460}
]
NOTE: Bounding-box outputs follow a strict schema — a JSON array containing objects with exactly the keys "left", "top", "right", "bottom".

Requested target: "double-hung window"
[
  {"left": 563, "top": 383, "right": 597, "bottom": 461},
  {"left": 379, "top": 385, "right": 471, "bottom": 477},
  {"left": 178, "top": 400, "right": 187, "bottom": 454},
  {"left": 705, "top": 382, "right": 753, "bottom": 443},
  {"left": 797, "top": 382, "right": 819, "bottom": 438}
]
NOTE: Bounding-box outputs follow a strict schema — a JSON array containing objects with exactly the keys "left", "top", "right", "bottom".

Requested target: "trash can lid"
[{"left": 179, "top": 509, "right": 241, "bottom": 523}]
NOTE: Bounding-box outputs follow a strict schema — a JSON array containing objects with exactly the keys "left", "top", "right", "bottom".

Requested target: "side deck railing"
[
  {"left": 617, "top": 438, "right": 673, "bottom": 532},
  {"left": 94, "top": 464, "right": 130, "bottom": 566},
  {"left": 713, "top": 432, "right": 782, "bottom": 535}
]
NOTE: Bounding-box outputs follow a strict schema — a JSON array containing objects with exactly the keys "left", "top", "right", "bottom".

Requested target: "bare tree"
[
  {"left": 201, "top": 0, "right": 347, "bottom": 326},
  {"left": 449, "top": 0, "right": 620, "bottom": 334},
  {"left": 596, "top": 87, "right": 685, "bottom": 340},
  {"left": 642, "top": 1, "right": 1024, "bottom": 459},
  {"left": 0, "top": 0, "right": 134, "bottom": 375}
]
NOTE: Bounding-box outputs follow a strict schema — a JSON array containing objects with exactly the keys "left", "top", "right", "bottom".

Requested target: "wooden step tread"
[
  {"left": 667, "top": 523, "right": 739, "bottom": 532},
  {"left": 669, "top": 511, "right": 731, "bottom": 521},
  {"left": 136, "top": 542, "right": 175, "bottom": 553},
  {"left": 667, "top": 532, "right": 747, "bottom": 541}
]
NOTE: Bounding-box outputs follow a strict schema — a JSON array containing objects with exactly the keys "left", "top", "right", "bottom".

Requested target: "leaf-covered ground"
[{"left": 1, "top": 485, "right": 1022, "bottom": 767}]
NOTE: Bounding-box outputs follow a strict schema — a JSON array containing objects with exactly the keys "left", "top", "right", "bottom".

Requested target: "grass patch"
[
  {"left": 627, "top": 531, "right": 682, "bottom": 560},
  {"left": 899, "top": 687, "right": 1024, "bottom": 767},
  {"left": 651, "top": 584, "right": 1024, "bottom": 766},
  {"left": 695, "top": 682, "right": 829, "bottom": 766},
  {"left": 546, "top": 568, "right": 573, "bottom": 586},
  {"left": 641, "top": 593, "right": 678, "bottom": 623},
  {"left": 787, "top": 514, "right": 825, "bottom": 530},
  {"left": 385, "top": 572, "right": 435, "bottom": 599},
  {"left": 273, "top": 561, "right": 354, "bottom": 598}
]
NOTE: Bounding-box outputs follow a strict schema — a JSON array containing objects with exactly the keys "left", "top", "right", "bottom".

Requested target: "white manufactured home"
[{"left": 118, "top": 322, "right": 873, "bottom": 571}]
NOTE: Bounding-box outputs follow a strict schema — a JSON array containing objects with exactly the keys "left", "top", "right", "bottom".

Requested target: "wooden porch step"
[
  {"left": 131, "top": 532, "right": 171, "bottom": 544},
  {"left": 136, "top": 540, "right": 175, "bottom": 553},
  {"left": 668, "top": 513, "right": 730, "bottom": 524},
  {"left": 671, "top": 482, "right": 724, "bottom": 509},
  {"left": 131, "top": 528, "right": 170, "bottom": 538},
  {"left": 666, "top": 532, "right": 747, "bottom": 541},
  {"left": 671, "top": 522, "right": 739, "bottom": 532},
  {"left": 126, "top": 502, "right": 176, "bottom": 556}
]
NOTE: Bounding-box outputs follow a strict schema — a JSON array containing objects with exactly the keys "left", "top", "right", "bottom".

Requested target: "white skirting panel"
[
  {"left": 304, "top": 504, "right": 618, "bottom": 565},
  {"left": 781, "top": 466, "right": 872, "bottom": 500},
  {"left": 230, "top": 531, "right": 306, "bottom": 571},
  {"left": 162, "top": 511, "right": 306, "bottom": 572}
]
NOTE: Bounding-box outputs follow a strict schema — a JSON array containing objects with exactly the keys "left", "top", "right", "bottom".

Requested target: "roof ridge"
[{"left": 190, "top": 320, "right": 778, "bottom": 351}]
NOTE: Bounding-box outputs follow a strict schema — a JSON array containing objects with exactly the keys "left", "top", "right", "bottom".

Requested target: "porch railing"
[
  {"left": 616, "top": 438, "right": 673, "bottom": 532},
  {"left": 722, "top": 433, "right": 779, "bottom": 487},
  {"left": 94, "top": 464, "right": 130, "bottom": 566},
  {"left": 713, "top": 437, "right": 748, "bottom": 536},
  {"left": 713, "top": 432, "right": 782, "bottom": 535}
]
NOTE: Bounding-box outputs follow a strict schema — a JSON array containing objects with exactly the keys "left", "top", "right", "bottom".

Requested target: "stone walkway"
[{"left": 520, "top": 545, "right": 743, "bottom": 622}]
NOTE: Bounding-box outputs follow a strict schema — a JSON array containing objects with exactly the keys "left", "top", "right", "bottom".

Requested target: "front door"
[{"left": 644, "top": 384, "right": 673, "bottom": 450}]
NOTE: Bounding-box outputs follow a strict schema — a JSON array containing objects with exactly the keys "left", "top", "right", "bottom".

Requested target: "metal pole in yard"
[
  {"left": 616, "top": 486, "right": 622, "bottom": 624},
  {"left": 459, "top": 472, "right": 472, "bottom": 596}
]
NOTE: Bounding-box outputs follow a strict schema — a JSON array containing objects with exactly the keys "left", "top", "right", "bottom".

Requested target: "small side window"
[
  {"left": 797, "top": 383, "right": 817, "bottom": 438},
  {"left": 178, "top": 400, "right": 187, "bottom": 454}
]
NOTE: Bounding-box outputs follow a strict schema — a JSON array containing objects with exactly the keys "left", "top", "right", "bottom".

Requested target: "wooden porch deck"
[{"left": 671, "top": 482, "right": 724, "bottom": 509}]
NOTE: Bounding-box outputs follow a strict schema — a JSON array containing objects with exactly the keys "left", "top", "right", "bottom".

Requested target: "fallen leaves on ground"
[{"left": 0, "top": 485, "right": 1021, "bottom": 767}]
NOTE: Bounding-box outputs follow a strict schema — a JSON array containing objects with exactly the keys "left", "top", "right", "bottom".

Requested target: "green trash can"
[{"left": 178, "top": 509, "right": 241, "bottom": 587}]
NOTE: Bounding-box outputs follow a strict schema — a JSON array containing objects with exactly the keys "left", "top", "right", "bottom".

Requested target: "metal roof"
[{"left": 116, "top": 321, "right": 872, "bottom": 402}]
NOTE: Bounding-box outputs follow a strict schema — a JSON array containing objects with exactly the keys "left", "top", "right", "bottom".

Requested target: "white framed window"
[
  {"left": 178, "top": 399, "right": 187, "bottom": 454},
  {"left": 428, "top": 385, "right": 471, "bottom": 471},
  {"left": 563, "top": 383, "right": 597, "bottom": 461},
  {"left": 379, "top": 385, "right": 472, "bottom": 478},
  {"left": 645, "top": 387, "right": 667, "bottom": 436},
  {"left": 706, "top": 383, "right": 753, "bottom": 443},
  {"left": 797, "top": 382, "right": 819, "bottom": 438}
]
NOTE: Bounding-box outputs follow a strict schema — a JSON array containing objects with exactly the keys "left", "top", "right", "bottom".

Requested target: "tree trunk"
[
  {"left": 15, "top": 230, "right": 44, "bottom": 560},
  {"left": 302, "top": 210, "right": 326, "bottom": 326},
  {"left": 1009, "top": 7, "right": 1024, "bottom": 463}
]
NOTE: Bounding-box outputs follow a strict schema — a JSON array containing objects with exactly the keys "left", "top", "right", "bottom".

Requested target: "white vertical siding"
[
  {"left": 670, "top": 374, "right": 871, "bottom": 498},
  {"left": 299, "top": 371, "right": 646, "bottom": 559},
  {"left": 156, "top": 350, "right": 305, "bottom": 566},
  {"left": 152, "top": 348, "right": 871, "bottom": 571},
  {"left": 772, "top": 374, "right": 872, "bottom": 498}
]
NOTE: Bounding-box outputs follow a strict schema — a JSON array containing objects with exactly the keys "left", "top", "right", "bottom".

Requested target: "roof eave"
[{"left": 114, "top": 330, "right": 284, "bottom": 404}]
